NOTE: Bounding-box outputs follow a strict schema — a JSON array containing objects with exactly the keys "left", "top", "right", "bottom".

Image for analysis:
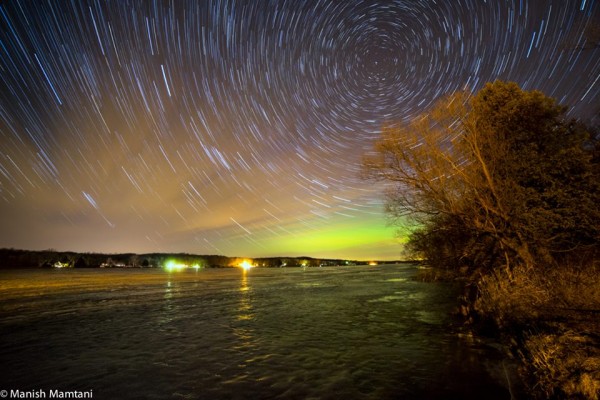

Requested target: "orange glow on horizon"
[{"left": 239, "top": 260, "right": 254, "bottom": 271}]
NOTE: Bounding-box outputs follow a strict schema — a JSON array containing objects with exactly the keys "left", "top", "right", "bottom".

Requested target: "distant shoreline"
[{"left": 0, "top": 248, "right": 416, "bottom": 269}]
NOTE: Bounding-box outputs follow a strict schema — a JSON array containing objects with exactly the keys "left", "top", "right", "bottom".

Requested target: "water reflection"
[
  {"left": 237, "top": 271, "right": 254, "bottom": 321},
  {"left": 232, "top": 270, "right": 256, "bottom": 357},
  {"left": 158, "top": 279, "right": 179, "bottom": 334},
  {"left": 0, "top": 266, "right": 515, "bottom": 399}
]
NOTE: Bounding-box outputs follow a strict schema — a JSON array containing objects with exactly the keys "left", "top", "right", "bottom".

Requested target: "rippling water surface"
[{"left": 0, "top": 265, "right": 512, "bottom": 399}]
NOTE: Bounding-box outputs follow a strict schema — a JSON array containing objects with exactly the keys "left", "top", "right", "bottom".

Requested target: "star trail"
[{"left": 0, "top": 0, "right": 598, "bottom": 260}]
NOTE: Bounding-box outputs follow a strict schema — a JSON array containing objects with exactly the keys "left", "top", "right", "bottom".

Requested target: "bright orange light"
[
  {"left": 369, "top": 261, "right": 378, "bottom": 266},
  {"left": 239, "top": 260, "right": 253, "bottom": 271}
]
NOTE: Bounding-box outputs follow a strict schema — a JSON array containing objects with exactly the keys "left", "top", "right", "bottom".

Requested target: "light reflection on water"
[
  {"left": 0, "top": 265, "right": 515, "bottom": 399},
  {"left": 233, "top": 270, "right": 256, "bottom": 361},
  {"left": 237, "top": 271, "right": 254, "bottom": 320}
]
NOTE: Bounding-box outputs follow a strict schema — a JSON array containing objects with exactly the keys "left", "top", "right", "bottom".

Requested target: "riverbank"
[{"left": 419, "top": 263, "right": 600, "bottom": 399}]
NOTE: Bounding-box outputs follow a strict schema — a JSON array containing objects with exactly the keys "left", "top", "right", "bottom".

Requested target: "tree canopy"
[{"left": 364, "top": 81, "right": 599, "bottom": 272}]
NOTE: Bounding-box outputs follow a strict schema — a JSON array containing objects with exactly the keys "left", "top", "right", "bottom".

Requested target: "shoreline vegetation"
[
  {"left": 417, "top": 264, "right": 600, "bottom": 399},
  {"left": 364, "top": 81, "right": 599, "bottom": 399},
  {"left": 0, "top": 247, "right": 412, "bottom": 269}
]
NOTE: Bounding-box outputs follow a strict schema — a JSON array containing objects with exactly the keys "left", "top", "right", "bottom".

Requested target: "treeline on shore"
[
  {"left": 0, "top": 247, "right": 403, "bottom": 269},
  {"left": 364, "top": 81, "right": 599, "bottom": 399}
]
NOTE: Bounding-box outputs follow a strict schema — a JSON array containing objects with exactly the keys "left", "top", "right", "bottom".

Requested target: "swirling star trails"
[{"left": 0, "top": 0, "right": 597, "bottom": 260}]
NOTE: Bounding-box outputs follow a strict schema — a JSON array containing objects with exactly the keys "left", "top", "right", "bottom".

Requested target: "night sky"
[{"left": 0, "top": 0, "right": 598, "bottom": 260}]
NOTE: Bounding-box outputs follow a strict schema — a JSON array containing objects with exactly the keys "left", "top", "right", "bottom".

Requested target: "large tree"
[{"left": 364, "top": 81, "right": 599, "bottom": 272}]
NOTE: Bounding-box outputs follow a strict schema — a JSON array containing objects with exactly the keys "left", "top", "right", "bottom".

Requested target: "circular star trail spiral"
[{"left": 0, "top": 0, "right": 598, "bottom": 259}]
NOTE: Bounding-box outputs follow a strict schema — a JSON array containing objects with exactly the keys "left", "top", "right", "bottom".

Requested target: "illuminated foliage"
[{"left": 365, "top": 81, "right": 600, "bottom": 271}]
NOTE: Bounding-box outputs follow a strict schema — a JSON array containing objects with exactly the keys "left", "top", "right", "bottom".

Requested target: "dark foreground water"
[{"left": 0, "top": 265, "right": 515, "bottom": 399}]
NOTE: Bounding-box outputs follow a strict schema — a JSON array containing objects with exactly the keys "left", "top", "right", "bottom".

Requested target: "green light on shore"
[
  {"left": 164, "top": 259, "right": 205, "bottom": 272},
  {"left": 164, "top": 260, "right": 186, "bottom": 272}
]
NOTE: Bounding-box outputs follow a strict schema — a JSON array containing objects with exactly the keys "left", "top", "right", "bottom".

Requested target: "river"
[{"left": 0, "top": 265, "right": 516, "bottom": 399}]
